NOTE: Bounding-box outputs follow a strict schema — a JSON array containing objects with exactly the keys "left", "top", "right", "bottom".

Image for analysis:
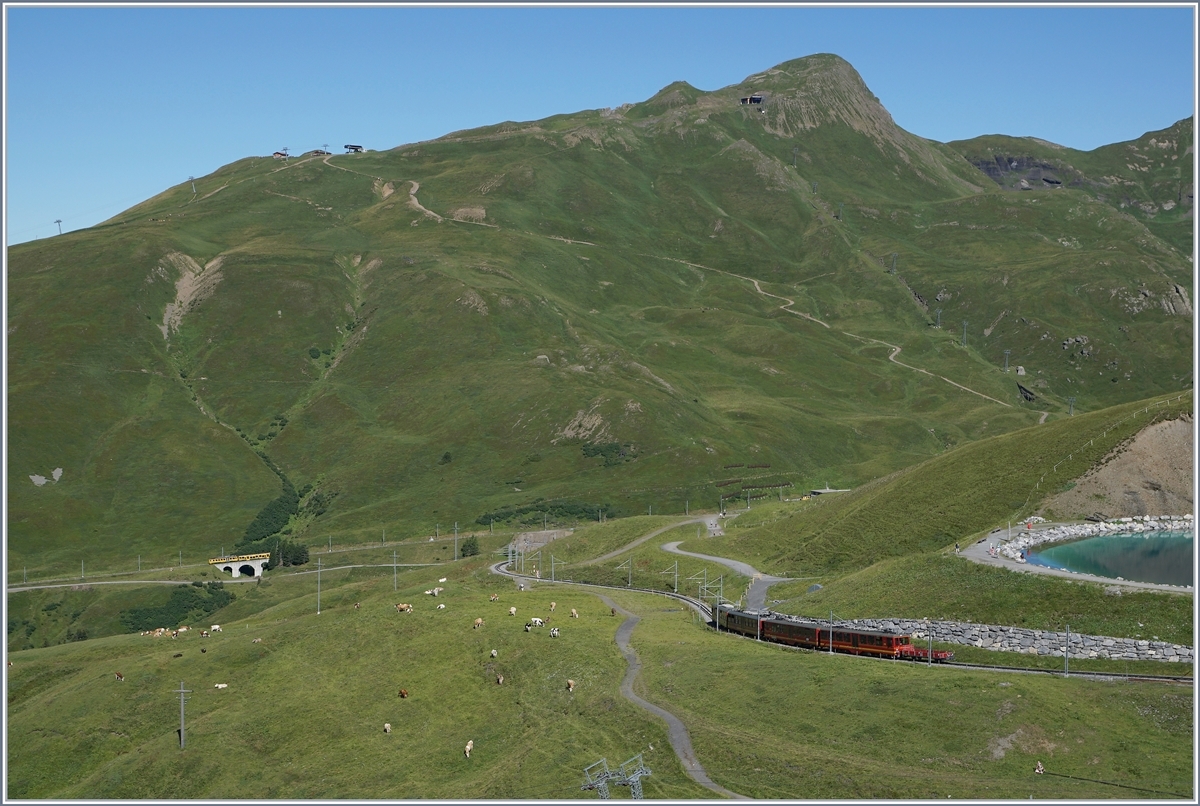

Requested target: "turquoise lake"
[{"left": 1026, "top": 530, "right": 1194, "bottom": 586}]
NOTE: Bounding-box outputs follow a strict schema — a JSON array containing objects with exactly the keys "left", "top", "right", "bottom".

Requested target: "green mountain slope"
[
  {"left": 949, "top": 117, "right": 1194, "bottom": 254},
  {"left": 7, "top": 54, "right": 1192, "bottom": 576}
]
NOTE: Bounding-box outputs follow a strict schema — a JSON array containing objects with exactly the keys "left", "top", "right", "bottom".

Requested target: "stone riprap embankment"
[
  {"left": 998, "top": 514, "right": 1193, "bottom": 567},
  {"left": 831, "top": 617, "right": 1193, "bottom": 664}
]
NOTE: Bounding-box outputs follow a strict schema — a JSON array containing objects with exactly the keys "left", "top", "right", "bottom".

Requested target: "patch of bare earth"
[
  {"left": 159, "top": 252, "right": 224, "bottom": 339},
  {"left": 1038, "top": 415, "right": 1194, "bottom": 519},
  {"left": 450, "top": 207, "right": 486, "bottom": 223}
]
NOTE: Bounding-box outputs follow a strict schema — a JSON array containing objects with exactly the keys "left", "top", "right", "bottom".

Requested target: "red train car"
[{"left": 716, "top": 605, "right": 953, "bottom": 662}]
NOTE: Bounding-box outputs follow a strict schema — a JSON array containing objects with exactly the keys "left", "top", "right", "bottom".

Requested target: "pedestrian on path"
[{"left": 955, "top": 542, "right": 960, "bottom": 555}]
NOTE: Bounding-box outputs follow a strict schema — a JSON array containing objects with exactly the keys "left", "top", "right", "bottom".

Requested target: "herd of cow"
[{"left": 116, "top": 575, "right": 604, "bottom": 761}]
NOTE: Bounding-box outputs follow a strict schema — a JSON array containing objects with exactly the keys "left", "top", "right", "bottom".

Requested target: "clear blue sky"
[{"left": 4, "top": 4, "right": 1195, "bottom": 245}]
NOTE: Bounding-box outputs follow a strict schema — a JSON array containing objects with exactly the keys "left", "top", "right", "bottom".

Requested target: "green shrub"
[
  {"left": 460, "top": 536, "right": 480, "bottom": 557},
  {"left": 308, "top": 347, "right": 321, "bottom": 359},
  {"left": 118, "top": 582, "right": 235, "bottom": 632}
]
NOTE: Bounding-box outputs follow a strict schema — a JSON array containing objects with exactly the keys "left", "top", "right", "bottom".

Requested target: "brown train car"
[{"left": 717, "top": 605, "right": 953, "bottom": 661}]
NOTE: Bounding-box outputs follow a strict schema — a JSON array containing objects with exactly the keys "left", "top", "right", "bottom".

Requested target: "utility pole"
[
  {"left": 317, "top": 557, "right": 321, "bottom": 614},
  {"left": 685, "top": 499, "right": 688, "bottom": 515},
  {"left": 1064, "top": 624, "right": 1070, "bottom": 677},
  {"left": 838, "top": 202, "right": 844, "bottom": 221},
  {"left": 82, "top": 560, "right": 84, "bottom": 579},
  {"left": 889, "top": 253, "right": 897, "bottom": 274},
  {"left": 173, "top": 681, "right": 192, "bottom": 749},
  {"left": 393, "top": 551, "right": 397, "bottom": 591},
  {"left": 829, "top": 610, "right": 834, "bottom": 653},
  {"left": 935, "top": 308, "right": 942, "bottom": 328},
  {"left": 179, "top": 550, "right": 182, "bottom": 568},
  {"left": 660, "top": 560, "right": 678, "bottom": 593},
  {"left": 454, "top": 522, "right": 458, "bottom": 560},
  {"left": 581, "top": 759, "right": 615, "bottom": 799},
  {"left": 792, "top": 146, "right": 799, "bottom": 167},
  {"left": 1003, "top": 349, "right": 1011, "bottom": 372},
  {"left": 138, "top": 555, "right": 141, "bottom": 572},
  {"left": 811, "top": 181, "right": 818, "bottom": 193},
  {"left": 1068, "top": 397, "right": 1076, "bottom": 416},
  {"left": 616, "top": 754, "right": 652, "bottom": 799},
  {"left": 189, "top": 176, "right": 196, "bottom": 193},
  {"left": 55, "top": 219, "right": 62, "bottom": 235},
  {"left": 961, "top": 320, "right": 968, "bottom": 347},
  {"left": 617, "top": 558, "right": 632, "bottom": 587}
]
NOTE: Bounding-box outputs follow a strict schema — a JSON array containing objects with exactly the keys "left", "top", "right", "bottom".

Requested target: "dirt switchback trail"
[
  {"left": 581, "top": 518, "right": 707, "bottom": 565},
  {"left": 660, "top": 542, "right": 791, "bottom": 611},
  {"left": 597, "top": 593, "right": 749, "bottom": 800}
]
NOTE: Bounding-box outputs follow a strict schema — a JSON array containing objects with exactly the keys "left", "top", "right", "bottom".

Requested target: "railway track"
[{"left": 490, "top": 562, "right": 1193, "bottom": 685}]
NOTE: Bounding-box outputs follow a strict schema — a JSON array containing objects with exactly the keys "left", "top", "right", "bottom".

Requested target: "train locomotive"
[{"left": 715, "top": 604, "right": 954, "bottom": 662}]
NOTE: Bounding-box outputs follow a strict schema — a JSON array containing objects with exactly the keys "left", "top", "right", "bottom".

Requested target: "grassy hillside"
[
  {"left": 8, "top": 53, "right": 1192, "bottom": 590},
  {"left": 712, "top": 391, "right": 1191, "bottom": 576},
  {"left": 950, "top": 117, "right": 1194, "bottom": 254},
  {"left": 7, "top": 552, "right": 1191, "bottom": 799}
]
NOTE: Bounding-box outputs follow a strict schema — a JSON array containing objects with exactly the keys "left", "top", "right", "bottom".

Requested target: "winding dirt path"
[
  {"left": 597, "top": 593, "right": 749, "bottom": 800},
  {"left": 660, "top": 542, "right": 791, "bottom": 611},
  {"left": 651, "top": 255, "right": 1016, "bottom": 410},
  {"left": 580, "top": 517, "right": 707, "bottom": 566},
  {"left": 838, "top": 332, "right": 1013, "bottom": 408}
]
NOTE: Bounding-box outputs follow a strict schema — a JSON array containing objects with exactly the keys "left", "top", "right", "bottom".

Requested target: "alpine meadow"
[{"left": 6, "top": 54, "right": 1194, "bottom": 799}]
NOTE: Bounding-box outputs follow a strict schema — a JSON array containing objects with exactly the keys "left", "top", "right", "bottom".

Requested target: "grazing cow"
[
  {"left": 611, "top": 607, "right": 616, "bottom": 616},
  {"left": 177, "top": 626, "right": 190, "bottom": 632},
  {"left": 549, "top": 602, "right": 557, "bottom": 612},
  {"left": 424, "top": 590, "right": 433, "bottom": 596},
  {"left": 438, "top": 577, "right": 447, "bottom": 583},
  {"left": 7, "top": 661, "right": 12, "bottom": 667},
  {"left": 509, "top": 607, "right": 517, "bottom": 617},
  {"left": 524, "top": 624, "right": 531, "bottom": 632},
  {"left": 214, "top": 683, "right": 228, "bottom": 689},
  {"left": 201, "top": 648, "right": 206, "bottom": 653},
  {"left": 200, "top": 630, "right": 209, "bottom": 637},
  {"left": 496, "top": 674, "right": 503, "bottom": 685},
  {"left": 114, "top": 672, "right": 124, "bottom": 681},
  {"left": 474, "top": 618, "right": 484, "bottom": 630},
  {"left": 384, "top": 723, "right": 392, "bottom": 734},
  {"left": 173, "top": 653, "right": 183, "bottom": 658},
  {"left": 518, "top": 583, "right": 524, "bottom": 591},
  {"left": 354, "top": 602, "right": 361, "bottom": 610},
  {"left": 171, "top": 630, "right": 179, "bottom": 639},
  {"left": 252, "top": 638, "right": 262, "bottom": 644},
  {"left": 396, "top": 603, "right": 413, "bottom": 613},
  {"left": 465, "top": 739, "right": 474, "bottom": 758},
  {"left": 529, "top": 617, "right": 544, "bottom": 627},
  {"left": 211, "top": 625, "right": 222, "bottom": 632},
  {"left": 436, "top": 603, "right": 446, "bottom": 610},
  {"left": 489, "top": 593, "right": 499, "bottom": 602},
  {"left": 399, "top": 689, "right": 409, "bottom": 698},
  {"left": 570, "top": 609, "right": 579, "bottom": 619},
  {"left": 566, "top": 679, "right": 576, "bottom": 693},
  {"left": 549, "top": 627, "right": 559, "bottom": 638},
  {"left": 490, "top": 649, "right": 497, "bottom": 658}
]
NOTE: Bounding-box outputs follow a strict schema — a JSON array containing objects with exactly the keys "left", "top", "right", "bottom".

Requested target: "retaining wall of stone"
[{"left": 837, "top": 618, "right": 1193, "bottom": 664}]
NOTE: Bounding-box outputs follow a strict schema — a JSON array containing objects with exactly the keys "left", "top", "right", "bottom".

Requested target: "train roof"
[{"left": 720, "top": 604, "right": 908, "bottom": 637}]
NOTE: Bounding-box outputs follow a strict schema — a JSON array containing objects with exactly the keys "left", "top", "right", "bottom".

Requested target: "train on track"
[{"left": 715, "top": 604, "right": 955, "bottom": 662}]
